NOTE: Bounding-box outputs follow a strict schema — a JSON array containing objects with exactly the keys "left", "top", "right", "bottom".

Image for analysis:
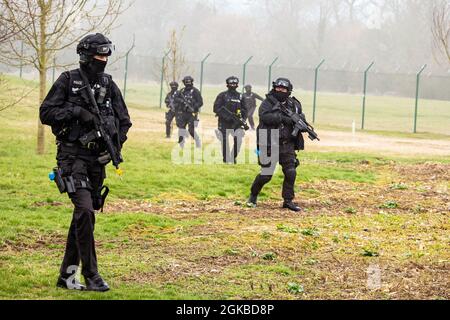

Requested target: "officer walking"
[
  {"left": 175, "top": 76, "right": 203, "bottom": 148},
  {"left": 247, "top": 78, "right": 307, "bottom": 212},
  {"left": 164, "top": 81, "right": 179, "bottom": 138},
  {"left": 213, "top": 76, "right": 248, "bottom": 164},
  {"left": 40, "top": 33, "right": 132, "bottom": 291},
  {"left": 242, "top": 84, "right": 264, "bottom": 130}
]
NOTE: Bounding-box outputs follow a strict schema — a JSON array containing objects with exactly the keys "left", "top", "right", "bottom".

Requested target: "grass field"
[{"left": 0, "top": 75, "right": 449, "bottom": 300}]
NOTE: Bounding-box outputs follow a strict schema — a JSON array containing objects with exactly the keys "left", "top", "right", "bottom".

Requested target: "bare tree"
[
  {"left": 0, "top": 0, "right": 130, "bottom": 154},
  {"left": 0, "top": 3, "right": 36, "bottom": 113},
  {"left": 0, "top": 3, "right": 20, "bottom": 43},
  {"left": 432, "top": 0, "right": 450, "bottom": 65},
  {"left": 163, "top": 27, "right": 191, "bottom": 87}
]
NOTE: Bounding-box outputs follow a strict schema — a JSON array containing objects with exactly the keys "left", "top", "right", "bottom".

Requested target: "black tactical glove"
[
  {"left": 74, "top": 106, "right": 95, "bottom": 123},
  {"left": 281, "top": 113, "right": 292, "bottom": 125}
]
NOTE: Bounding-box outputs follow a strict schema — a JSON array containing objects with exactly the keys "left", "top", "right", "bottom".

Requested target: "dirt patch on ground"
[
  {"left": 106, "top": 162, "right": 449, "bottom": 219},
  {"left": 104, "top": 161, "right": 449, "bottom": 299},
  {"left": 0, "top": 230, "right": 66, "bottom": 252}
]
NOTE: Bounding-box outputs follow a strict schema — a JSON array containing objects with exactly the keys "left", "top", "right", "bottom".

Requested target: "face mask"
[
  {"left": 228, "top": 85, "right": 238, "bottom": 91},
  {"left": 274, "top": 91, "right": 290, "bottom": 102},
  {"left": 88, "top": 58, "right": 107, "bottom": 75}
]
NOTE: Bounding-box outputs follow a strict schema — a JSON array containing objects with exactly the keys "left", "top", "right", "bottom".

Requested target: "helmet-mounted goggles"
[{"left": 273, "top": 79, "right": 290, "bottom": 89}]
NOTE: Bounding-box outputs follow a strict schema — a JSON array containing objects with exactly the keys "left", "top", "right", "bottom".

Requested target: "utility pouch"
[
  {"left": 97, "top": 152, "right": 111, "bottom": 165},
  {"left": 49, "top": 168, "right": 76, "bottom": 194},
  {"left": 64, "top": 176, "right": 77, "bottom": 194},
  {"left": 79, "top": 130, "right": 101, "bottom": 146}
]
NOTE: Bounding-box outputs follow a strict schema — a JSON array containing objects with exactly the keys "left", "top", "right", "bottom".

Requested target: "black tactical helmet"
[
  {"left": 226, "top": 76, "right": 239, "bottom": 87},
  {"left": 169, "top": 81, "right": 179, "bottom": 88},
  {"left": 182, "top": 76, "right": 194, "bottom": 86},
  {"left": 272, "top": 78, "right": 293, "bottom": 92},
  {"left": 77, "top": 33, "right": 114, "bottom": 64},
  {"left": 244, "top": 84, "right": 252, "bottom": 90}
]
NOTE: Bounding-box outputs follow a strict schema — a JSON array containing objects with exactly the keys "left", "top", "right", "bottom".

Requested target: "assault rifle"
[
  {"left": 178, "top": 93, "right": 195, "bottom": 113},
  {"left": 280, "top": 105, "right": 320, "bottom": 141},
  {"left": 167, "top": 93, "right": 177, "bottom": 112},
  {"left": 79, "top": 70, "right": 123, "bottom": 172},
  {"left": 268, "top": 95, "right": 319, "bottom": 142},
  {"left": 217, "top": 100, "right": 250, "bottom": 131}
]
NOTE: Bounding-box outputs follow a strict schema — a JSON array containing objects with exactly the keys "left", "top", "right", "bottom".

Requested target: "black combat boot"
[
  {"left": 247, "top": 194, "right": 258, "bottom": 208},
  {"left": 84, "top": 274, "right": 110, "bottom": 292},
  {"left": 283, "top": 201, "right": 302, "bottom": 212},
  {"left": 56, "top": 275, "right": 86, "bottom": 291}
]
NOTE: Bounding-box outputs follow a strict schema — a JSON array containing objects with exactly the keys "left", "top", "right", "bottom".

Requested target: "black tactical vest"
[
  {"left": 223, "top": 91, "right": 242, "bottom": 115},
  {"left": 59, "top": 69, "right": 117, "bottom": 145}
]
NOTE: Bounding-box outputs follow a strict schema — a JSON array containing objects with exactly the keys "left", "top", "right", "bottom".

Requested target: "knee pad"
[{"left": 284, "top": 168, "right": 297, "bottom": 182}]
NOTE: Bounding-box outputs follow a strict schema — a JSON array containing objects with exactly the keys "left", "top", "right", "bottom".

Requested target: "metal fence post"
[
  {"left": 123, "top": 35, "right": 136, "bottom": 101},
  {"left": 19, "top": 41, "right": 24, "bottom": 78},
  {"left": 413, "top": 64, "right": 427, "bottom": 133},
  {"left": 361, "top": 61, "right": 375, "bottom": 130},
  {"left": 242, "top": 56, "right": 253, "bottom": 90},
  {"left": 159, "top": 50, "right": 171, "bottom": 108},
  {"left": 312, "top": 59, "right": 325, "bottom": 123},
  {"left": 200, "top": 53, "right": 211, "bottom": 95},
  {"left": 268, "top": 57, "right": 279, "bottom": 92}
]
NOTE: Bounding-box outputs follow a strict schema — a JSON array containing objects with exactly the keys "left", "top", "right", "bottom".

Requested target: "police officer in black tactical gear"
[
  {"left": 40, "top": 33, "right": 132, "bottom": 291},
  {"left": 242, "top": 84, "right": 264, "bottom": 131},
  {"left": 164, "top": 81, "right": 178, "bottom": 138},
  {"left": 247, "top": 78, "right": 307, "bottom": 212},
  {"left": 213, "top": 76, "right": 248, "bottom": 164},
  {"left": 174, "top": 76, "right": 203, "bottom": 148}
]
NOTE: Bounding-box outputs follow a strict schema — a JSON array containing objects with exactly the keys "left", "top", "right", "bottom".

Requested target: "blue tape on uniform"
[{"left": 49, "top": 172, "right": 55, "bottom": 181}]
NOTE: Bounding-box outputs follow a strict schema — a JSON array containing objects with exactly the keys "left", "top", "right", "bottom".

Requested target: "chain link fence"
[{"left": 2, "top": 51, "right": 449, "bottom": 135}]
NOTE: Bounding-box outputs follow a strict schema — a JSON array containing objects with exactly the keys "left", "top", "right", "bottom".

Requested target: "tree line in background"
[{"left": 112, "top": 0, "right": 450, "bottom": 72}]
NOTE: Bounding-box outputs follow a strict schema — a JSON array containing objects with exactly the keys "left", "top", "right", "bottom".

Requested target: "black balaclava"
[
  {"left": 272, "top": 78, "right": 293, "bottom": 102},
  {"left": 228, "top": 85, "right": 238, "bottom": 92},
  {"left": 226, "top": 76, "right": 239, "bottom": 92},
  {"left": 81, "top": 58, "right": 107, "bottom": 80},
  {"left": 183, "top": 77, "right": 194, "bottom": 90},
  {"left": 273, "top": 89, "right": 290, "bottom": 102}
]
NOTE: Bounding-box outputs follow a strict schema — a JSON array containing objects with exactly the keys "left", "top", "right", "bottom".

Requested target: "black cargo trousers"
[
  {"left": 176, "top": 111, "right": 201, "bottom": 145},
  {"left": 251, "top": 142, "right": 299, "bottom": 201},
  {"left": 218, "top": 119, "right": 245, "bottom": 163},
  {"left": 165, "top": 110, "right": 176, "bottom": 138},
  {"left": 57, "top": 143, "right": 106, "bottom": 279}
]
